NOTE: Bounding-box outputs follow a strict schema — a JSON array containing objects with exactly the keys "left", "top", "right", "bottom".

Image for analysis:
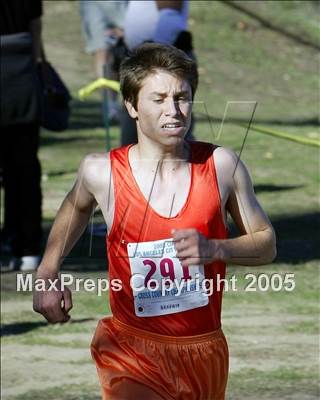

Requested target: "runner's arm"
[
  {"left": 173, "top": 149, "right": 276, "bottom": 266},
  {"left": 33, "top": 156, "right": 98, "bottom": 322},
  {"left": 39, "top": 157, "right": 97, "bottom": 274},
  {"left": 216, "top": 151, "right": 276, "bottom": 265}
]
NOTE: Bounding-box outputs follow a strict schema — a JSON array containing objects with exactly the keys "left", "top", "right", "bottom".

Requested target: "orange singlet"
[{"left": 91, "top": 141, "right": 229, "bottom": 399}]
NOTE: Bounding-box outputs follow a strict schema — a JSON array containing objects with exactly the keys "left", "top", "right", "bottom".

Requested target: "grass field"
[{"left": 1, "top": 1, "right": 320, "bottom": 399}]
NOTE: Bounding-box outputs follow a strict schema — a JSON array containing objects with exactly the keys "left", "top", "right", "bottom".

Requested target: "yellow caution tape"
[
  {"left": 78, "top": 78, "right": 120, "bottom": 100},
  {"left": 247, "top": 124, "right": 320, "bottom": 148}
]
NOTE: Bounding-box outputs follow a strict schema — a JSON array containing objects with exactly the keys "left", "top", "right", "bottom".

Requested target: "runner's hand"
[
  {"left": 172, "top": 228, "right": 219, "bottom": 266},
  {"left": 33, "top": 270, "right": 73, "bottom": 323}
]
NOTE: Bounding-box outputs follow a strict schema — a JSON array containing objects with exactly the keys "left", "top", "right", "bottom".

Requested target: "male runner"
[{"left": 33, "top": 43, "right": 276, "bottom": 399}]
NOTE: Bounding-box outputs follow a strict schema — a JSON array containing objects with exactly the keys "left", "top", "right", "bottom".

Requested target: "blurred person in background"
[
  {"left": 125, "top": 0, "right": 190, "bottom": 52},
  {"left": 0, "top": 0, "right": 44, "bottom": 271},
  {"left": 79, "top": 0, "right": 128, "bottom": 125},
  {"left": 119, "top": 0, "right": 195, "bottom": 146}
]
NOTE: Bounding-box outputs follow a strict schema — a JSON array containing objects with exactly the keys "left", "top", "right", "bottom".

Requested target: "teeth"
[{"left": 164, "top": 124, "right": 180, "bottom": 128}]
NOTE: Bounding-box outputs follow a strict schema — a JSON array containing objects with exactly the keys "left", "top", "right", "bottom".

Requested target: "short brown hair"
[{"left": 120, "top": 43, "right": 198, "bottom": 109}]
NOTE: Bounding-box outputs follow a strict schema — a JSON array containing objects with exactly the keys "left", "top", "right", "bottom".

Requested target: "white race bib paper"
[{"left": 127, "top": 238, "right": 209, "bottom": 317}]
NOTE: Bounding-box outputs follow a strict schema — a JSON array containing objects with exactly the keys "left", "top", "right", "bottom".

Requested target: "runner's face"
[{"left": 128, "top": 70, "right": 192, "bottom": 145}]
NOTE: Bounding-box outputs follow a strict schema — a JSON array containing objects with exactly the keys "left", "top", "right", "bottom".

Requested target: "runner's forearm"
[
  {"left": 38, "top": 195, "right": 93, "bottom": 275},
  {"left": 213, "top": 228, "right": 276, "bottom": 266}
]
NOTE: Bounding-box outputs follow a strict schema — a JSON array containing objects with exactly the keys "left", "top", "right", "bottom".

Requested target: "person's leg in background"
[
  {"left": 2, "top": 122, "right": 42, "bottom": 270},
  {"left": 79, "top": 1, "right": 128, "bottom": 125}
]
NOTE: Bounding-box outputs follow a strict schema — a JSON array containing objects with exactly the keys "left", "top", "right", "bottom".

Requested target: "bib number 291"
[{"left": 143, "top": 258, "right": 191, "bottom": 287}]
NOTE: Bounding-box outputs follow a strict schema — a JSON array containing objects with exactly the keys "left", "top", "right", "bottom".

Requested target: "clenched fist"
[
  {"left": 172, "top": 228, "right": 222, "bottom": 267},
  {"left": 33, "top": 270, "right": 73, "bottom": 324}
]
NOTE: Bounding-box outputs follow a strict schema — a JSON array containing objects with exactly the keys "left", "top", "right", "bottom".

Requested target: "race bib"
[{"left": 127, "top": 238, "right": 209, "bottom": 317}]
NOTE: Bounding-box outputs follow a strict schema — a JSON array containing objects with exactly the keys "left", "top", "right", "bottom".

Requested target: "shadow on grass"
[
  {"left": 40, "top": 133, "right": 105, "bottom": 147},
  {"left": 1, "top": 318, "right": 95, "bottom": 336},
  {"left": 69, "top": 100, "right": 103, "bottom": 130},
  {"left": 272, "top": 212, "right": 320, "bottom": 264},
  {"left": 68, "top": 100, "right": 120, "bottom": 130},
  {"left": 45, "top": 169, "right": 77, "bottom": 177},
  {"left": 227, "top": 211, "right": 319, "bottom": 265},
  {"left": 254, "top": 184, "right": 304, "bottom": 193}
]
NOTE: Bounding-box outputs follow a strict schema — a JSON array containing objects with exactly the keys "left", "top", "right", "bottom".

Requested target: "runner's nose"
[{"left": 164, "top": 99, "right": 181, "bottom": 117}]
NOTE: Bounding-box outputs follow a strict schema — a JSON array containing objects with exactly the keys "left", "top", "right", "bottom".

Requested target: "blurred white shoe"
[
  {"left": 8, "top": 256, "right": 40, "bottom": 271},
  {"left": 20, "top": 256, "right": 41, "bottom": 271}
]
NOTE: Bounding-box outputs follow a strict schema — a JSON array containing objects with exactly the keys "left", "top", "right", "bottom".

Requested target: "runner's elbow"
[{"left": 264, "top": 228, "right": 277, "bottom": 264}]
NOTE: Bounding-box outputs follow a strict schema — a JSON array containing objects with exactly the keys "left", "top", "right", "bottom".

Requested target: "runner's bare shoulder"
[
  {"left": 78, "top": 152, "right": 112, "bottom": 196},
  {"left": 213, "top": 146, "right": 253, "bottom": 187},
  {"left": 213, "top": 146, "right": 238, "bottom": 174},
  {"left": 212, "top": 147, "right": 239, "bottom": 201}
]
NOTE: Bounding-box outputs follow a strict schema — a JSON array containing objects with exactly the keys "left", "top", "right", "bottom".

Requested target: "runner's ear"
[{"left": 125, "top": 100, "right": 138, "bottom": 119}]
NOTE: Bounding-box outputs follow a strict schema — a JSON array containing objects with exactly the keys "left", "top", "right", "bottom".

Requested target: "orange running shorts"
[{"left": 91, "top": 317, "right": 229, "bottom": 400}]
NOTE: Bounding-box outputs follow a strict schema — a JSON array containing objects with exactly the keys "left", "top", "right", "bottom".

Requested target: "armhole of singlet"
[
  {"left": 106, "top": 145, "right": 134, "bottom": 242},
  {"left": 106, "top": 149, "right": 118, "bottom": 242},
  {"left": 210, "top": 146, "right": 228, "bottom": 231}
]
